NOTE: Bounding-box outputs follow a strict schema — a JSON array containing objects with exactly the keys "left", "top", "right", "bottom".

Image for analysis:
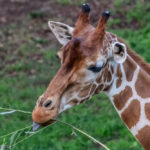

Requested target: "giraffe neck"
[{"left": 106, "top": 54, "right": 150, "bottom": 150}]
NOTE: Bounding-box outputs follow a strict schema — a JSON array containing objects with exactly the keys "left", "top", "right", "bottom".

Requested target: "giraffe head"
[{"left": 32, "top": 4, "right": 127, "bottom": 129}]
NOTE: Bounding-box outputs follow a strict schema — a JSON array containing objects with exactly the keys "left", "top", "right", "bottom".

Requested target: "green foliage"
[{"left": 0, "top": 0, "right": 150, "bottom": 149}]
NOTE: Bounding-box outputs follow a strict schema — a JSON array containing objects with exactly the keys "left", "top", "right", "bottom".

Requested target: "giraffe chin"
[{"left": 32, "top": 119, "right": 55, "bottom": 131}]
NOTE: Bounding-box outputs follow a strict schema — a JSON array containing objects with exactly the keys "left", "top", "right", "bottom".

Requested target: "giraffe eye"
[{"left": 88, "top": 66, "right": 103, "bottom": 73}]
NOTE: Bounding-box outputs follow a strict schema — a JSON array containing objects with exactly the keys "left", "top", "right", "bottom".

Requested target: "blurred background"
[{"left": 0, "top": 0, "right": 150, "bottom": 149}]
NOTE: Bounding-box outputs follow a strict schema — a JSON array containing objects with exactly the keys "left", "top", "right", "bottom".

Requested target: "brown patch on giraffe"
[
  {"left": 103, "top": 69, "right": 107, "bottom": 82},
  {"left": 68, "top": 99, "right": 78, "bottom": 106},
  {"left": 145, "top": 103, "right": 150, "bottom": 121},
  {"left": 123, "top": 57, "right": 136, "bottom": 81},
  {"left": 135, "top": 70, "right": 150, "bottom": 98},
  {"left": 96, "top": 73, "right": 103, "bottom": 83},
  {"left": 116, "top": 78, "right": 122, "bottom": 88},
  {"left": 103, "top": 68, "right": 112, "bottom": 83},
  {"left": 113, "top": 86, "right": 132, "bottom": 110},
  {"left": 103, "top": 82, "right": 112, "bottom": 92},
  {"left": 107, "top": 70, "right": 112, "bottom": 82},
  {"left": 136, "top": 126, "right": 150, "bottom": 150},
  {"left": 90, "top": 84, "right": 97, "bottom": 95},
  {"left": 121, "top": 99, "right": 140, "bottom": 129},
  {"left": 116, "top": 64, "right": 122, "bottom": 78},
  {"left": 78, "top": 84, "right": 91, "bottom": 98},
  {"left": 95, "top": 84, "right": 104, "bottom": 94}
]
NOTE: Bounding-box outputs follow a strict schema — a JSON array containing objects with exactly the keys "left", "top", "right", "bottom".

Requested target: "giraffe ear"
[
  {"left": 113, "top": 42, "right": 127, "bottom": 63},
  {"left": 48, "top": 21, "right": 74, "bottom": 46}
]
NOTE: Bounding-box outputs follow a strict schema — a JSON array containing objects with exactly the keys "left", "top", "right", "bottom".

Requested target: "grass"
[
  {"left": 0, "top": 0, "right": 150, "bottom": 149},
  {"left": 0, "top": 108, "right": 110, "bottom": 150}
]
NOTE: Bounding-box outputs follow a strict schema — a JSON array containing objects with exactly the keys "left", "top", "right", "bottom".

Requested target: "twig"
[
  {"left": 0, "top": 107, "right": 31, "bottom": 114},
  {"left": 0, "top": 125, "right": 33, "bottom": 139},
  {"left": 8, "top": 124, "right": 51, "bottom": 149}
]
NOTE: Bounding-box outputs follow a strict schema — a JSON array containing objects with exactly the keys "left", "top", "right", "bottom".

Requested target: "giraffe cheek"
[{"left": 78, "top": 84, "right": 91, "bottom": 97}]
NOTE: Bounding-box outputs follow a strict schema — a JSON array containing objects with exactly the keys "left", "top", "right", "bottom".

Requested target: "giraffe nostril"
[{"left": 44, "top": 100, "right": 52, "bottom": 108}]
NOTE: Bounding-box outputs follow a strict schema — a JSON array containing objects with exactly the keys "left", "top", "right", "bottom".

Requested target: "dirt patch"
[
  {"left": 0, "top": 0, "right": 143, "bottom": 78},
  {"left": 0, "top": 0, "right": 114, "bottom": 25}
]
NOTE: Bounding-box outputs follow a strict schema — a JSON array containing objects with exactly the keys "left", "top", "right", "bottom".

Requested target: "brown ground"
[
  {"left": 0, "top": 0, "right": 142, "bottom": 48},
  {"left": 0, "top": 0, "right": 113, "bottom": 25},
  {"left": 0, "top": 0, "right": 141, "bottom": 27},
  {"left": 0, "top": 0, "right": 143, "bottom": 77}
]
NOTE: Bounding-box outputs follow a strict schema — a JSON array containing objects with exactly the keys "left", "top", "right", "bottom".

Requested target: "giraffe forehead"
[{"left": 61, "top": 31, "right": 118, "bottom": 68}]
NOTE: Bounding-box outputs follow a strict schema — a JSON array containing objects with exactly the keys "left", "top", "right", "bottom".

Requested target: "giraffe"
[{"left": 32, "top": 4, "right": 150, "bottom": 149}]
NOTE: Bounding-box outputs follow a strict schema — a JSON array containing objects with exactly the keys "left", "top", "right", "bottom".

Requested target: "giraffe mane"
[{"left": 118, "top": 37, "right": 150, "bottom": 75}]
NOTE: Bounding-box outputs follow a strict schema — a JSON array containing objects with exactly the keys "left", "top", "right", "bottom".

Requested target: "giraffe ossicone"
[{"left": 32, "top": 4, "right": 150, "bottom": 150}]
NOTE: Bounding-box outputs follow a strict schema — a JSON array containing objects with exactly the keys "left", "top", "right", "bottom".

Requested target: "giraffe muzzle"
[{"left": 32, "top": 119, "right": 55, "bottom": 131}]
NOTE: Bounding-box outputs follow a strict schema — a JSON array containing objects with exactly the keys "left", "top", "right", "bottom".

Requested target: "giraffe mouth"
[{"left": 32, "top": 119, "right": 55, "bottom": 131}]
